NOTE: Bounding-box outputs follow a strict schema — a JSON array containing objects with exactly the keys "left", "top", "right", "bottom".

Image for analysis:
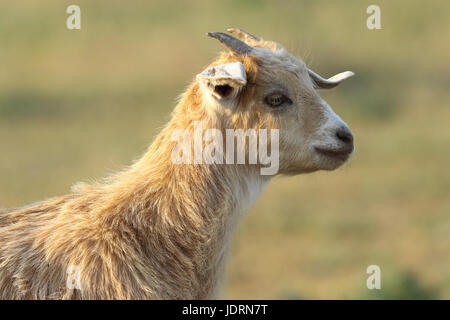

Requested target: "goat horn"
[
  {"left": 207, "top": 32, "right": 253, "bottom": 55},
  {"left": 308, "top": 69, "right": 355, "bottom": 89},
  {"left": 227, "top": 28, "right": 260, "bottom": 42}
]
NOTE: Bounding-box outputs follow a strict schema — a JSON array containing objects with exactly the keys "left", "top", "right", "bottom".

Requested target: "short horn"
[
  {"left": 308, "top": 69, "right": 355, "bottom": 89},
  {"left": 207, "top": 32, "right": 253, "bottom": 55},
  {"left": 227, "top": 28, "right": 260, "bottom": 43}
]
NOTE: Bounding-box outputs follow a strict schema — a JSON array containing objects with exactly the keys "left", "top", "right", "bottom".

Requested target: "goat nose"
[{"left": 336, "top": 127, "right": 354, "bottom": 144}]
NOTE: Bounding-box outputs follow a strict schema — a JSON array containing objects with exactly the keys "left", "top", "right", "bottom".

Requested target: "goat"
[{"left": 0, "top": 28, "right": 354, "bottom": 299}]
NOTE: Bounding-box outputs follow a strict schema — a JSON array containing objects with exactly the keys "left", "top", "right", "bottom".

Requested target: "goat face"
[{"left": 197, "top": 29, "right": 354, "bottom": 175}]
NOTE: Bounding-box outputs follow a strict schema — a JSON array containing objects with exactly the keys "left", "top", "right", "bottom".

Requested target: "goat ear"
[{"left": 197, "top": 62, "right": 247, "bottom": 100}]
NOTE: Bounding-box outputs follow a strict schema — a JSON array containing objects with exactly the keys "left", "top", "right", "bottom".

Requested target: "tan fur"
[{"left": 0, "top": 32, "right": 352, "bottom": 299}]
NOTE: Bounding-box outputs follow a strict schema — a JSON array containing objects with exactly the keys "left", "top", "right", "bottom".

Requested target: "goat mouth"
[{"left": 314, "top": 146, "right": 353, "bottom": 160}]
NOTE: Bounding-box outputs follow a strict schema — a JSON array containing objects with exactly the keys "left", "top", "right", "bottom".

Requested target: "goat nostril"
[{"left": 336, "top": 128, "right": 354, "bottom": 144}]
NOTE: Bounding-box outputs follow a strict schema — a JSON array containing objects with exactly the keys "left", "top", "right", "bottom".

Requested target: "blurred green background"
[{"left": 0, "top": 0, "right": 449, "bottom": 299}]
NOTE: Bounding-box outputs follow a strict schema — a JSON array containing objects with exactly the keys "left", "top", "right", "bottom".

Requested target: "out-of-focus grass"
[{"left": 0, "top": 0, "right": 449, "bottom": 299}]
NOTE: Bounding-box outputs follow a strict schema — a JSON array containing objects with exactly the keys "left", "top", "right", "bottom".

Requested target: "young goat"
[{"left": 0, "top": 29, "right": 354, "bottom": 299}]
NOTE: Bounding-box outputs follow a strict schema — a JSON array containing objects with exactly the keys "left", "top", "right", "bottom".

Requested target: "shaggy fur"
[{"left": 0, "top": 30, "right": 353, "bottom": 299}]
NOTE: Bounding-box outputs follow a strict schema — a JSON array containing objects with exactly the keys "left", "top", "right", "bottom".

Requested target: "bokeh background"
[{"left": 1, "top": 0, "right": 449, "bottom": 299}]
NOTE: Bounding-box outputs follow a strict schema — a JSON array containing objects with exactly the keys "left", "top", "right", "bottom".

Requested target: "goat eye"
[{"left": 265, "top": 93, "right": 291, "bottom": 107}]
